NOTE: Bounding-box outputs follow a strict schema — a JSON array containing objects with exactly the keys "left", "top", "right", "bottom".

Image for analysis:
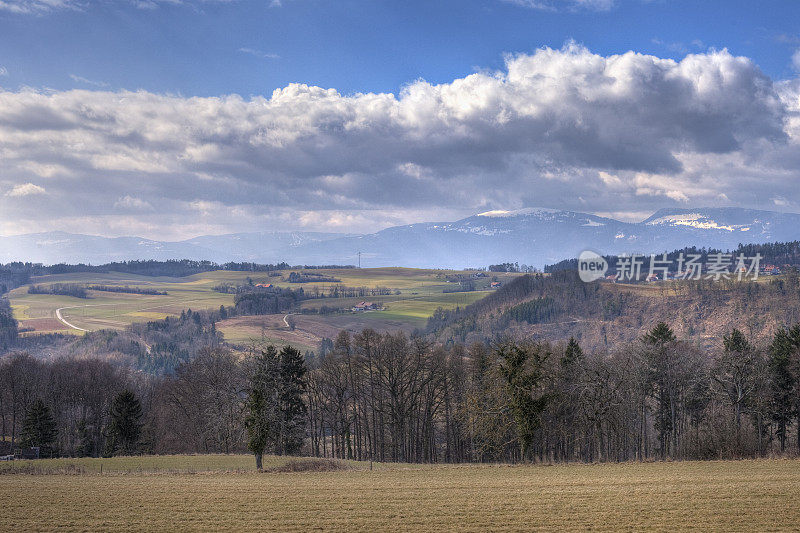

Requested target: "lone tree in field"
[
  {"left": 245, "top": 345, "right": 280, "bottom": 470},
  {"left": 20, "top": 399, "right": 57, "bottom": 458},
  {"left": 245, "top": 344, "right": 309, "bottom": 468},
  {"left": 108, "top": 389, "right": 143, "bottom": 455}
]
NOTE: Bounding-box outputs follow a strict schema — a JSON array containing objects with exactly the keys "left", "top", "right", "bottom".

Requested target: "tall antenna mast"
[{"left": 358, "top": 251, "right": 362, "bottom": 268}]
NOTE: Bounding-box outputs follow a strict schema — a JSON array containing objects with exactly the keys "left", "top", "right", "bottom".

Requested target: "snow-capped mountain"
[{"left": 3, "top": 207, "right": 800, "bottom": 268}]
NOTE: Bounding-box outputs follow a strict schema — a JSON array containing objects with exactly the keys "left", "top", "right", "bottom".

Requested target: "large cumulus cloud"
[{"left": 0, "top": 44, "right": 797, "bottom": 238}]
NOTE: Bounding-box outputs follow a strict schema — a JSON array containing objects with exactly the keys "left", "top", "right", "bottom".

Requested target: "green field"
[
  {"left": 2, "top": 455, "right": 799, "bottom": 531},
  {"left": 9, "top": 268, "right": 516, "bottom": 346},
  {"left": 9, "top": 272, "right": 236, "bottom": 334}
]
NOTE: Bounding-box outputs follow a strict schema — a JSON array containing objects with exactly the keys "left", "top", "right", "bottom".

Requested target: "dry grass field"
[{"left": 2, "top": 455, "right": 800, "bottom": 531}]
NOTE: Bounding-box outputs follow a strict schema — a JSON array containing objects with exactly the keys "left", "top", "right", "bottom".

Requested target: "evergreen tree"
[
  {"left": 561, "top": 337, "right": 584, "bottom": 367},
  {"left": 20, "top": 399, "right": 57, "bottom": 458},
  {"left": 245, "top": 345, "right": 280, "bottom": 470},
  {"left": 643, "top": 322, "right": 676, "bottom": 346},
  {"left": 642, "top": 322, "right": 678, "bottom": 459},
  {"left": 108, "top": 389, "right": 143, "bottom": 455},
  {"left": 497, "top": 342, "right": 550, "bottom": 461},
  {"left": 277, "top": 346, "right": 308, "bottom": 455},
  {"left": 769, "top": 327, "right": 798, "bottom": 451}
]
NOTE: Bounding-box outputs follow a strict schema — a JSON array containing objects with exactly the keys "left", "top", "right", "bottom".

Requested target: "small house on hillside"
[
  {"left": 490, "top": 281, "right": 502, "bottom": 288},
  {"left": 353, "top": 301, "right": 378, "bottom": 311}
]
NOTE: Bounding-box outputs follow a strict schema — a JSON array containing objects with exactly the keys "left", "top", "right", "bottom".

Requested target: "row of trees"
[
  {"left": 0, "top": 354, "right": 144, "bottom": 457},
  {"left": 306, "top": 324, "right": 800, "bottom": 463},
  {"left": 3, "top": 321, "right": 800, "bottom": 464}
]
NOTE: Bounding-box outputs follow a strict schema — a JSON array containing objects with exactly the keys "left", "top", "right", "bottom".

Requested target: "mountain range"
[{"left": 3, "top": 207, "right": 800, "bottom": 269}]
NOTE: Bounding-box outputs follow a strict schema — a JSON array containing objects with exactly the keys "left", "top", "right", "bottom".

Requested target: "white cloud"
[
  {"left": 0, "top": 44, "right": 796, "bottom": 237},
  {"left": 113, "top": 195, "right": 153, "bottom": 210},
  {"left": 0, "top": 67, "right": 7, "bottom": 77},
  {"left": 237, "top": 48, "right": 280, "bottom": 60},
  {"left": 505, "top": 0, "right": 615, "bottom": 11},
  {"left": 0, "top": 0, "right": 227, "bottom": 13},
  {"left": 69, "top": 74, "right": 109, "bottom": 88},
  {"left": 6, "top": 183, "right": 46, "bottom": 197},
  {"left": 0, "top": 0, "right": 78, "bottom": 14}
]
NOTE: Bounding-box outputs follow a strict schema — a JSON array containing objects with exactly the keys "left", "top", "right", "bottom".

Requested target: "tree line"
[{"left": 4, "top": 321, "right": 800, "bottom": 465}]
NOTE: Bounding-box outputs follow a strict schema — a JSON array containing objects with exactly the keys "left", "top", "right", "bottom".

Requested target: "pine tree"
[
  {"left": 642, "top": 322, "right": 678, "bottom": 459},
  {"left": 108, "top": 390, "right": 143, "bottom": 456},
  {"left": 245, "top": 345, "right": 280, "bottom": 470},
  {"left": 20, "top": 399, "right": 57, "bottom": 458},
  {"left": 277, "top": 346, "right": 308, "bottom": 455},
  {"left": 769, "top": 327, "right": 797, "bottom": 451},
  {"left": 561, "top": 337, "right": 583, "bottom": 367},
  {"left": 643, "top": 322, "right": 676, "bottom": 346},
  {"left": 497, "top": 342, "right": 550, "bottom": 462}
]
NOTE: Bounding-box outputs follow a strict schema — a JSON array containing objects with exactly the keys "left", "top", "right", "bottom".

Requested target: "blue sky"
[
  {"left": 2, "top": 0, "right": 800, "bottom": 239},
  {"left": 2, "top": 0, "right": 799, "bottom": 96}
]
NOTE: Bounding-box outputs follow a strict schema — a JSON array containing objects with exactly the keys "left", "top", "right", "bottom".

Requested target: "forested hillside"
[{"left": 428, "top": 271, "right": 800, "bottom": 351}]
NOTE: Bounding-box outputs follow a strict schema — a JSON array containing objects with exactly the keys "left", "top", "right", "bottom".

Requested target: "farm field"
[
  {"left": 2, "top": 456, "right": 800, "bottom": 531},
  {"left": 220, "top": 290, "right": 493, "bottom": 351},
  {"left": 9, "top": 268, "right": 517, "bottom": 342},
  {"left": 8, "top": 271, "right": 235, "bottom": 334}
]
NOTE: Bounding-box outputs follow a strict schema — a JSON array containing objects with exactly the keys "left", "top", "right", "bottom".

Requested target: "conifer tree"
[
  {"left": 769, "top": 327, "right": 798, "bottom": 451},
  {"left": 277, "top": 346, "right": 308, "bottom": 455},
  {"left": 497, "top": 342, "right": 549, "bottom": 462},
  {"left": 20, "top": 399, "right": 57, "bottom": 458},
  {"left": 108, "top": 389, "right": 143, "bottom": 455},
  {"left": 245, "top": 345, "right": 280, "bottom": 469}
]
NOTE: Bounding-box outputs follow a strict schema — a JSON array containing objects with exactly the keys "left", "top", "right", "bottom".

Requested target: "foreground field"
[{"left": 3, "top": 456, "right": 800, "bottom": 531}]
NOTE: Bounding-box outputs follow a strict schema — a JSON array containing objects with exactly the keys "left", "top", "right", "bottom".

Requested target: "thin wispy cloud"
[
  {"left": 0, "top": 0, "right": 80, "bottom": 14},
  {"left": 114, "top": 195, "right": 153, "bottom": 210},
  {"left": 504, "top": 0, "right": 615, "bottom": 12},
  {"left": 0, "top": 0, "right": 226, "bottom": 13},
  {"left": 6, "top": 183, "right": 46, "bottom": 197},
  {"left": 69, "top": 74, "right": 109, "bottom": 87},
  {"left": 238, "top": 47, "right": 280, "bottom": 59},
  {"left": 0, "top": 67, "right": 8, "bottom": 77}
]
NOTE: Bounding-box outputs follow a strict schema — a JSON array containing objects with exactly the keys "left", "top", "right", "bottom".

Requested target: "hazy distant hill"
[{"left": 3, "top": 207, "right": 800, "bottom": 268}]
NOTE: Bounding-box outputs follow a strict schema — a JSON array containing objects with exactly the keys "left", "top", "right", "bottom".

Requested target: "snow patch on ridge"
[
  {"left": 477, "top": 208, "right": 561, "bottom": 218},
  {"left": 645, "top": 213, "right": 751, "bottom": 232}
]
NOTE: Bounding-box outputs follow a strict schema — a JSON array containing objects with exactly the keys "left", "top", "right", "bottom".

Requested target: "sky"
[{"left": 1, "top": 0, "right": 800, "bottom": 239}]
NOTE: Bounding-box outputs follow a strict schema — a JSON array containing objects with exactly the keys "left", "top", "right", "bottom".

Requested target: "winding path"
[{"left": 55, "top": 306, "right": 90, "bottom": 332}]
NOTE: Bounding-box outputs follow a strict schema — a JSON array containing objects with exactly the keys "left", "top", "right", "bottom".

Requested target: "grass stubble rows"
[{"left": 2, "top": 455, "right": 800, "bottom": 531}]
